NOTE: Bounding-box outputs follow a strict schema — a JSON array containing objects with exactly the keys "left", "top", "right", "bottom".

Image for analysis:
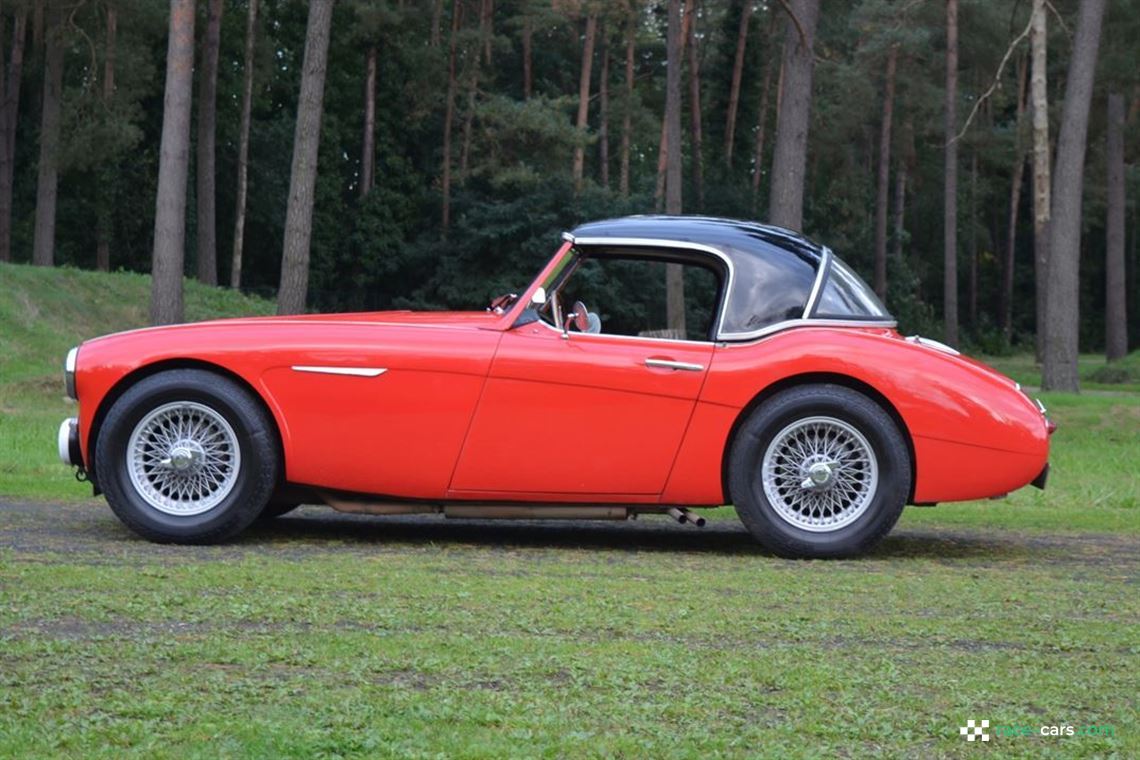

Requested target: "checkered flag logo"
[{"left": 960, "top": 719, "right": 990, "bottom": 742}]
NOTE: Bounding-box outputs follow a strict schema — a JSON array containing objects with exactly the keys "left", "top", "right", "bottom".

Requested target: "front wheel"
[
  {"left": 728, "top": 384, "right": 910, "bottom": 558},
  {"left": 95, "top": 369, "right": 280, "bottom": 544}
]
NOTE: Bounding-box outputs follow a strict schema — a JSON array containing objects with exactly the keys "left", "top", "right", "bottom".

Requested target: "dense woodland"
[{"left": 0, "top": 0, "right": 1136, "bottom": 390}]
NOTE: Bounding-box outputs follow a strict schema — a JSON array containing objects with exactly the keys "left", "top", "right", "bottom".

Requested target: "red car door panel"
[
  {"left": 450, "top": 323, "right": 712, "bottom": 496},
  {"left": 259, "top": 325, "right": 501, "bottom": 498}
]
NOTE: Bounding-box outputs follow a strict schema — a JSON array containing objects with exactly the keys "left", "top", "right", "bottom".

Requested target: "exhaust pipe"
[
  {"left": 679, "top": 508, "right": 706, "bottom": 527},
  {"left": 666, "top": 507, "right": 687, "bottom": 524}
]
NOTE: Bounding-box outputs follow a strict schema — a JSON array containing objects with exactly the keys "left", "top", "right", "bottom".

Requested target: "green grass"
[
  {"left": 1, "top": 264, "right": 1137, "bottom": 757},
  {"left": 0, "top": 262, "right": 273, "bottom": 498},
  {"left": 981, "top": 352, "right": 1140, "bottom": 393}
]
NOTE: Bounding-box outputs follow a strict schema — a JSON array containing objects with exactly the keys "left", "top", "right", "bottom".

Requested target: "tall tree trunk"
[
  {"left": 32, "top": 6, "right": 63, "bottom": 267},
  {"left": 665, "top": 0, "right": 684, "bottom": 335},
  {"left": 480, "top": 0, "right": 492, "bottom": 66},
  {"left": 872, "top": 45, "right": 897, "bottom": 300},
  {"left": 654, "top": 118, "right": 667, "bottom": 211},
  {"left": 942, "top": 0, "right": 959, "bottom": 346},
  {"left": 750, "top": 61, "right": 772, "bottom": 213},
  {"left": 619, "top": 19, "right": 634, "bottom": 197},
  {"left": 892, "top": 164, "right": 907, "bottom": 260},
  {"left": 1042, "top": 0, "right": 1105, "bottom": 391},
  {"left": 230, "top": 0, "right": 258, "bottom": 289},
  {"left": 195, "top": 0, "right": 223, "bottom": 286},
  {"left": 96, "top": 6, "right": 116, "bottom": 272},
  {"left": 723, "top": 1, "right": 752, "bottom": 168},
  {"left": 32, "top": 1, "right": 42, "bottom": 51},
  {"left": 571, "top": 13, "right": 597, "bottom": 192},
  {"left": 276, "top": 0, "right": 334, "bottom": 316},
  {"left": 597, "top": 27, "right": 609, "bottom": 188},
  {"left": 361, "top": 45, "right": 377, "bottom": 196},
  {"left": 768, "top": 0, "right": 820, "bottom": 232},
  {"left": 1030, "top": 0, "right": 1050, "bottom": 362},
  {"left": 149, "top": 0, "right": 197, "bottom": 324},
  {"left": 685, "top": 0, "right": 703, "bottom": 210},
  {"left": 0, "top": 10, "right": 26, "bottom": 263},
  {"left": 431, "top": 0, "right": 442, "bottom": 47},
  {"left": 1000, "top": 56, "right": 1028, "bottom": 339},
  {"left": 1104, "top": 91, "right": 1127, "bottom": 361},
  {"left": 522, "top": 17, "right": 532, "bottom": 99},
  {"left": 440, "top": 0, "right": 462, "bottom": 235},
  {"left": 459, "top": 70, "right": 478, "bottom": 179},
  {"left": 968, "top": 150, "right": 978, "bottom": 327}
]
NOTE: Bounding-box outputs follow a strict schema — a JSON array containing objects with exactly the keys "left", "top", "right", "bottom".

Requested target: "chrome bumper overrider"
[{"left": 58, "top": 417, "right": 81, "bottom": 466}]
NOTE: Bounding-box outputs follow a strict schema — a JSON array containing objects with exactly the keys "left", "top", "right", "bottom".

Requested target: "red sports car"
[{"left": 58, "top": 216, "right": 1052, "bottom": 557}]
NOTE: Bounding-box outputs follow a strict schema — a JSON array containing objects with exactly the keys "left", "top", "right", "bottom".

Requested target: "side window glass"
[{"left": 558, "top": 257, "right": 721, "bottom": 341}]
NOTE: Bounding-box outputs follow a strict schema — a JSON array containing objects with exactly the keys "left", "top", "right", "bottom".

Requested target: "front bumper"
[{"left": 58, "top": 417, "right": 82, "bottom": 466}]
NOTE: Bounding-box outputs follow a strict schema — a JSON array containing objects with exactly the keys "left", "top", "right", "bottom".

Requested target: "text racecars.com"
[{"left": 959, "top": 720, "right": 1116, "bottom": 742}]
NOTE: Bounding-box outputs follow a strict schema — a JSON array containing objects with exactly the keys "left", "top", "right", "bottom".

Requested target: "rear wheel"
[
  {"left": 95, "top": 369, "right": 279, "bottom": 544},
  {"left": 729, "top": 384, "right": 910, "bottom": 558}
]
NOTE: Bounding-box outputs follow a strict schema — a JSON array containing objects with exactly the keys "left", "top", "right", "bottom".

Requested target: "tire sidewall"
[
  {"left": 730, "top": 385, "right": 910, "bottom": 558},
  {"left": 96, "top": 371, "right": 277, "bottom": 542}
]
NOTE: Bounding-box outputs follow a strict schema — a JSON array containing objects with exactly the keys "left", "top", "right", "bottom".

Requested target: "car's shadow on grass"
[{"left": 237, "top": 509, "right": 1036, "bottom": 562}]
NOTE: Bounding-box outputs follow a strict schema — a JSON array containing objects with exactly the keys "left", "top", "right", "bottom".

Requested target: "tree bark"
[
  {"left": 1000, "top": 56, "right": 1028, "bottom": 339},
  {"left": 361, "top": 45, "right": 377, "bottom": 196},
  {"left": 723, "top": 1, "right": 752, "bottom": 168},
  {"left": 195, "top": 0, "right": 223, "bottom": 286},
  {"left": 619, "top": 18, "right": 634, "bottom": 197},
  {"left": 1042, "top": 0, "right": 1105, "bottom": 391},
  {"left": 968, "top": 150, "right": 978, "bottom": 327},
  {"left": 521, "top": 17, "right": 532, "bottom": 99},
  {"left": 480, "top": 0, "right": 492, "bottom": 66},
  {"left": 32, "top": 5, "right": 63, "bottom": 267},
  {"left": 942, "top": 0, "right": 959, "bottom": 346},
  {"left": 431, "top": 0, "right": 443, "bottom": 47},
  {"left": 149, "top": 0, "right": 197, "bottom": 324},
  {"left": 750, "top": 61, "right": 772, "bottom": 212},
  {"left": 598, "top": 26, "right": 609, "bottom": 188},
  {"left": 768, "top": 0, "right": 820, "bottom": 232},
  {"left": 96, "top": 6, "right": 116, "bottom": 272},
  {"left": 1030, "top": 0, "right": 1050, "bottom": 362},
  {"left": 440, "top": 0, "right": 462, "bottom": 235},
  {"left": 685, "top": 0, "right": 703, "bottom": 210},
  {"left": 665, "top": 0, "right": 684, "bottom": 335},
  {"left": 1104, "top": 91, "right": 1127, "bottom": 361},
  {"left": 276, "top": 0, "right": 334, "bottom": 316},
  {"left": 230, "top": 0, "right": 258, "bottom": 289},
  {"left": 571, "top": 13, "right": 597, "bottom": 192},
  {"left": 0, "top": 10, "right": 26, "bottom": 263},
  {"left": 873, "top": 45, "right": 897, "bottom": 301}
]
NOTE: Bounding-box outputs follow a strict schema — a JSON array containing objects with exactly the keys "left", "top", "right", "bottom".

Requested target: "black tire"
[
  {"left": 94, "top": 369, "right": 280, "bottom": 544},
  {"left": 259, "top": 501, "right": 300, "bottom": 519},
  {"left": 728, "top": 384, "right": 910, "bottom": 559}
]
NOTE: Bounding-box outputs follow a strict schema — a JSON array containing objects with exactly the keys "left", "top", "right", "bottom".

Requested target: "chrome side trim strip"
[
  {"left": 718, "top": 319, "right": 898, "bottom": 344},
  {"left": 645, "top": 359, "right": 704, "bottom": 372},
  {"left": 291, "top": 366, "right": 388, "bottom": 377}
]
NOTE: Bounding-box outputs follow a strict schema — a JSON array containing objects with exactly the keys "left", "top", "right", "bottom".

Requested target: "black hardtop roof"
[{"left": 568, "top": 215, "right": 826, "bottom": 265}]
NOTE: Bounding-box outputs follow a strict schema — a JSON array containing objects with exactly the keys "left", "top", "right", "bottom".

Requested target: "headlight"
[{"left": 64, "top": 346, "right": 78, "bottom": 400}]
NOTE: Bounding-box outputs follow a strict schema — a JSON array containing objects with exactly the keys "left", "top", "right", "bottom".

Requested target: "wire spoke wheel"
[
  {"left": 126, "top": 401, "right": 241, "bottom": 516},
  {"left": 761, "top": 416, "right": 878, "bottom": 533}
]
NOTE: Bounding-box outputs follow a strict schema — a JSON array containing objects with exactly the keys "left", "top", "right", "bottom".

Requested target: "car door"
[{"left": 449, "top": 322, "right": 713, "bottom": 499}]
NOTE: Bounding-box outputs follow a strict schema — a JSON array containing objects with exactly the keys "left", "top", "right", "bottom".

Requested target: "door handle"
[{"left": 645, "top": 358, "right": 704, "bottom": 372}]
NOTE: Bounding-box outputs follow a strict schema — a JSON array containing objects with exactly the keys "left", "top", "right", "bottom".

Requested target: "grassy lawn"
[{"left": 1, "top": 264, "right": 1137, "bottom": 756}]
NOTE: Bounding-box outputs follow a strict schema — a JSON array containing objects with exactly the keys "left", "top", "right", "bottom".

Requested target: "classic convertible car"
[{"left": 58, "top": 216, "right": 1052, "bottom": 558}]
